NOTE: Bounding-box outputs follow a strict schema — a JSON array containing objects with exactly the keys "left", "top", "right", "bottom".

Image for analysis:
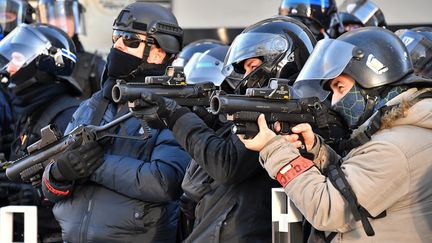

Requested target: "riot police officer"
[
  {"left": 41, "top": 2, "right": 190, "bottom": 242},
  {"left": 0, "top": 0, "right": 35, "bottom": 158},
  {"left": 396, "top": 27, "right": 432, "bottom": 79},
  {"left": 0, "top": 0, "right": 35, "bottom": 36},
  {"left": 278, "top": 0, "right": 339, "bottom": 39},
  {"left": 172, "top": 38, "right": 224, "bottom": 68},
  {"left": 241, "top": 27, "right": 432, "bottom": 242},
  {"left": 36, "top": 0, "right": 105, "bottom": 99},
  {"left": 131, "top": 16, "right": 317, "bottom": 242},
  {"left": 332, "top": 0, "right": 387, "bottom": 36},
  {"left": 0, "top": 23, "right": 80, "bottom": 242}
]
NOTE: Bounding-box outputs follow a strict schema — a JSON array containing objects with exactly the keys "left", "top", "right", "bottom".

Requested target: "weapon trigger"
[
  {"left": 298, "top": 134, "right": 315, "bottom": 160},
  {"left": 298, "top": 134, "right": 307, "bottom": 153}
]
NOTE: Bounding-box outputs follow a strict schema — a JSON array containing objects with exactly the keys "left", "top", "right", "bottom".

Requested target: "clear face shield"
[
  {"left": 0, "top": 0, "right": 27, "bottom": 34},
  {"left": 397, "top": 29, "right": 432, "bottom": 79},
  {"left": 339, "top": 0, "right": 380, "bottom": 26},
  {"left": 223, "top": 33, "right": 289, "bottom": 76},
  {"left": 0, "top": 24, "right": 53, "bottom": 80},
  {"left": 279, "top": 0, "right": 332, "bottom": 16},
  {"left": 184, "top": 51, "right": 227, "bottom": 86},
  {"left": 293, "top": 38, "right": 357, "bottom": 101},
  {"left": 37, "top": 0, "right": 85, "bottom": 37},
  {"left": 222, "top": 32, "right": 290, "bottom": 93}
]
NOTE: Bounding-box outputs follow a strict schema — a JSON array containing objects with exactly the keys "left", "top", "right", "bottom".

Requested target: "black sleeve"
[{"left": 172, "top": 111, "right": 262, "bottom": 185}]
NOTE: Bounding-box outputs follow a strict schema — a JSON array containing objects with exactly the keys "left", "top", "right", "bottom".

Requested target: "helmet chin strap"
[
  {"left": 125, "top": 37, "right": 173, "bottom": 81},
  {"left": 357, "top": 92, "right": 378, "bottom": 126},
  {"left": 125, "top": 38, "right": 154, "bottom": 80},
  {"left": 356, "top": 86, "right": 393, "bottom": 126}
]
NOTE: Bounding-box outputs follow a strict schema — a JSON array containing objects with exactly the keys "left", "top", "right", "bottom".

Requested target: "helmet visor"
[
  {"left": 37, "top": 0, "right": 83, "bottom": 36},
  {"left": 340, "top": 0, "right": 379, "bottom": 26},
  {"left": 185, "top": 51, "right": 226, "bottom": 86},
  {"left": 222, "top": 33, "right": 289, "bottom": 76},
  {"left": 0, "top": 24, "right": 50, "bottom": 74},
  {"left": 280, "top": 0, "right": 332, "bottom": 12},
  {"left": 293, "top": 38, "right": 356, "bottom": 101},
  {"left": 0, "top": 0, "right": 27, "bottom": 33},
  {"left": 397, "top": 29, "right": 432, "bottom": 77}
]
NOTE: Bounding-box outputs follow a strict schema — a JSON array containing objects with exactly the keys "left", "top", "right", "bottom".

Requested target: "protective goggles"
[{"left": 112, "top": 30, "right": 146, "bottom": 48}]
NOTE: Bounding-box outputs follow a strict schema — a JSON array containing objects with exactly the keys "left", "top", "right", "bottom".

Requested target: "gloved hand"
[
  {"left": 7, "top": 183, "right": 38, "bottom": 205},
  {"left": 139, "top": 91, "right": 181, "bottom": 120},
  {"left": 130, "top": 91, "right": 189, "bottom": 129},
  {"left": 192, "top": 106, "right": 221, "bottom": 129},
  {"left": 50, "top": 141, "right": 104, "bottom": 182}
]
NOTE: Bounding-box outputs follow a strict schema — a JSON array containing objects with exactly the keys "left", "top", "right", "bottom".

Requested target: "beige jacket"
[{"left": 260, "top": 88, "right": 432, "bottom": 242}]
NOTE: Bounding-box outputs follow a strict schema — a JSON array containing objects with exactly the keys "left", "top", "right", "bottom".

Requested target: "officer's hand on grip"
[
  {"left": 192, "top": 106, "right": 221, "bottom": 128},
  {"left": 275, "top": 122, "right": 316, "bottom": 151},
  {"left": 139, "top": 91, "right": 181, "bottom": 120},
  {"left": 50, "top": 141, "right": 104, "bottom": 182}
]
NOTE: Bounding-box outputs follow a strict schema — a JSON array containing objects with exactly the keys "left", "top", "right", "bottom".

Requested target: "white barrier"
[
  {"left": 0, "top": 206, "right": 37, "bottom": 243},
  {"left": 272, "top": 188, "right": 303, "bottom": 243}
]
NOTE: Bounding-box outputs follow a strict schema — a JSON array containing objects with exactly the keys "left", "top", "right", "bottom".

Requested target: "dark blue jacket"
[
  {"left": 0, "top": 89, "right": 12, "bottom": 157},
  {"left": 42, "top": 91, "right": 190, "bottom": 243}
]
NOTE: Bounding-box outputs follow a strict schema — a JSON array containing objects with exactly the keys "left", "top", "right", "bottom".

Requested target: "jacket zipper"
[{"left": 79, "top": 198, "right": 94, "bottom": 243}]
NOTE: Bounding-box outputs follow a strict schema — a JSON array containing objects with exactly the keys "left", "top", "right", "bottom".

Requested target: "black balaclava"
[
  {"left": 106, "top": 47, "right": 167, "bottom": 79},
  {"left": 103, "top": 47, "right": 168, "bottom": 101}
]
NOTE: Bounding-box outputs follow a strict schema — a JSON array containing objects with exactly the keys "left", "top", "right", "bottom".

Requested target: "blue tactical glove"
[{"left": 50, "top": 141, "right": 104, "bottom": 182}]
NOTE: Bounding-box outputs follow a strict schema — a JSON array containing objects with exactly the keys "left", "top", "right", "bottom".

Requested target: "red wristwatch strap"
[{"left": 276, "top": 156, "right": 314, "bottom": 187}]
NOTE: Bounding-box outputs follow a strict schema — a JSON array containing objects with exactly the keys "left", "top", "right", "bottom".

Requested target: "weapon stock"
[{"left": 2, "top": 112, "right": 135, "bottom": 182}]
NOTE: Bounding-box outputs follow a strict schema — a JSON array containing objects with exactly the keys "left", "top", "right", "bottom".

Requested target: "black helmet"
[
  {"left": 113, "top": 2, "right": 183, "bottom": 55},
  {"left": 396, "top": 27, "right": 432, "bottom": 79},
  {"left": 338, "top": 0, "right": 386, "bottom": 28},
  {"left": 293, "top": 27, "right": 432, "bottom": 129},
  {"left": 36, "top": 0, "right": 86, "bottom": 37},
  {"left": 293, "top": 27, "right": 432, "bottom": 102},
  {"left": 411, "top": 27, "right": 432, "bottom": 40},
  {"left": 329, "top": 12, "right": 364, "bottom": 36},
  {"left": 184, "top": 45, "right": 229, "bottom": 86},
  {"left": 223, "top": 16, "right": 316, "bottom": 94},
  {"left": 0, "top": 23, "right": 80, "bottom": 93},
  {"left": 278, "top": 0, "right": 339, "bottom": 39},
  {"left": 0, "top": 0, "right": 35, "bottom": 35},
  {"left": 173, "top": 39, "right": 224, "bottom": 67}
]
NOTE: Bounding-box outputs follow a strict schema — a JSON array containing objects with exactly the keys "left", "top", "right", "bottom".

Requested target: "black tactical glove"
[
  {"left": 192, "top": 106, "right": 227, "bottom": 130},
  {"left": 50, "top": 141, "right": 104, "bottom": 182},
  {"left": 141, "top": 91, "right": 181, "bottom": 119},
  {"left": 130, "top": 91, "right": 190, "bottom": 129}
]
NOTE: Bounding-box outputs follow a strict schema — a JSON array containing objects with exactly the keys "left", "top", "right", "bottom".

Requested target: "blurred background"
[{"left": 29, "top": 0, "right": 432, "bottom": 56}]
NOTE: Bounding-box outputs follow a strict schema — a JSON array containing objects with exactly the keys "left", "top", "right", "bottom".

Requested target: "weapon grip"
[
  {"left": 297, "top": 134, "right": 315, "bottom": 160},
  {"left": 139, "top": 120, "right": 152, "bottom": 139},
  {"left": 277, "top": 122, "right": 292, "bottom": 134}
]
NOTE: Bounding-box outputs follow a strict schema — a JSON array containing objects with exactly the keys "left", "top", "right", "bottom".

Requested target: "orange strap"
[{"left": 276, "top": 156, "right": 314, "bottom": 187}]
